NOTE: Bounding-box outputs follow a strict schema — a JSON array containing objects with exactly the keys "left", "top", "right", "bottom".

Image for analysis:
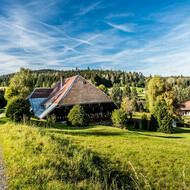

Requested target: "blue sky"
[{"left": 0, "top": 0, "right": 190, "bottom": 76}]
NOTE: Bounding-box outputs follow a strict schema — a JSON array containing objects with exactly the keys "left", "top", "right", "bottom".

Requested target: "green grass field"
[{"left": 0, "top": 117, "right": 190, "bottom": 189}]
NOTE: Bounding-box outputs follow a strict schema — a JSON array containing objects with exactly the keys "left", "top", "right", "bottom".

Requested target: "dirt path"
[{"left": 0, "top": 110, "right": 8, "bottom": 189}]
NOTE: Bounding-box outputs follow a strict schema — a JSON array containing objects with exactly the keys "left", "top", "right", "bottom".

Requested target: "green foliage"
[
  {"left": 68, "top": 105, "right": 90, "bottom": 127},
  {"left": 111, "top": 84, "right": 122, "bottom": 106},
  {"left": 134, "top": 120, "right": 140, "bottom": 129},
  {"left": 98, "top": 84, "right": 109, "bottom": 95},
  {"left": 131, "top": 87, "right": 138, "bottom": 98},
  {"left": 46, "top": 114, "right": 57, "bottom": 123},
  {"left": 160, "top": 113, "right": 174, "bottom": 134},
  {"left": 0, "top": 90, "right": 7, "bottom": 108},
  {"left": 141, "top": 114, "right": 148, "bottom": 130},
  {"left": 149, "top": 114, "right": 158, "bottom": 131},
  {"left": 146, "top": 76, "right": 167, "bottom": 113},
  {"left": 111, "top": 109, "right": 128, "bottom": 128},
  {"left": 154, "top": 99, "right": 174, "bottom": 133},
  {"left": 4, "top": 86, "right": 19, "bottom": 100},
  {"left": 6, "top": 97, "right": 30, "bottom": 122},
  {"left": 121, "top": 97, "right": 134, "bottom": 119},
  {"left": 5, "top": 68, "right": 34, "bottom": 100},
  {"left": 123, "top": 84, "right": 131, "bottom": 97}
]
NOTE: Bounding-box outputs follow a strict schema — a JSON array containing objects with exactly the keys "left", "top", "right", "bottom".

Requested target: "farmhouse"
[
  {"left": 179, "top": 101, "right": 190, "bottom": 116},
  {"left": 27, "top": 75, "right": 117, "bottom": 121}
]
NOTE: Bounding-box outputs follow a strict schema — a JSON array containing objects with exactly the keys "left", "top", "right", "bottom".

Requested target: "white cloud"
[
  {"left": 105, "top": 21, "right": 134, "bottom": 32},
  {"left": 76, "top": 1, "right": 101, "bottom": 16}
]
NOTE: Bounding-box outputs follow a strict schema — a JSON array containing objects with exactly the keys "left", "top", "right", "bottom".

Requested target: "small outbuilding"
[
  {"left": 179, "top": 101, "right": 190, "bottom": 116},
  {"left": 27, "top": 75, "right": 117, "bottom": 121}
]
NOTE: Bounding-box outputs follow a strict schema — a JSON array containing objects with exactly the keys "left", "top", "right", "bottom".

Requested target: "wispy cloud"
[
  {"left": 0, "top": 0, "right": 190, "bottom": 76},
  {"left": 105, "top": 21, "right": 135, "bottom": 32},
  {"left": 76, "top": 1, "right": 101, "bottom": 16},
  {"left": 106, "top": 13, "right": 134, "bottom": 19}
]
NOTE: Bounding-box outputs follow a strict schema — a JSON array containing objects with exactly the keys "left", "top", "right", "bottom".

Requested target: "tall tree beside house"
[
  {"left": 153, "top": 98, "right": 174, "bottom": 133},
  {"left": 5, "top": 68, "right": 34, "bottom": 100},
  {"left": 146, "top": 76, "right": 167, "bottom": 113},
  {"left": 121, "top": 97, "right": 134, "bottom": 119}
]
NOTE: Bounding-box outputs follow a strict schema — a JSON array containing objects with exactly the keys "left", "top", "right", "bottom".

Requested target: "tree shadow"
[
  {"left": 49, "top": 129, "right": 123, "bottom": 137},
  {"left": 132, "top": 132, "right": 184, "bottom": 139},
  {"left": 174, "top": 127, "right": 190, "bottom": 134}
]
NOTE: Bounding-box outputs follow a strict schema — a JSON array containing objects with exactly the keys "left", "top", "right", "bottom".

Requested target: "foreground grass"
[
  {"left": 0, "top": 117, "right": 190, "bottom": 189},
  {"left": 0, "top": 117, "right": 140, "bottom": 190}
]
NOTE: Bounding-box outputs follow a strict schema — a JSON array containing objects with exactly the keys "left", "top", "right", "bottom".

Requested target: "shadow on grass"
[
  {"left": 132, "top": 132, "right": 184, "bottom": 139},
  {"left": 29, "top": 120, "right": 123, "bottom": 137},
  {"left": 49, "top": 129, "right": 123, "bottom": 137},
  {"left": 126, "top": 126, "right": 185, "bottom": 139}
]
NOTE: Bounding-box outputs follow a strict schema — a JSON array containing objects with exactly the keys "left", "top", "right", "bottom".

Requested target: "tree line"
[{"left": 0, "top": 68, "right": 146, "bottom": 88}]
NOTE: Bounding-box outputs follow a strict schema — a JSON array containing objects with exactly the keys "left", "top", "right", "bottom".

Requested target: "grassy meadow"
[{"left": 0, "top": 117, "right": 190, "bottom": 189}]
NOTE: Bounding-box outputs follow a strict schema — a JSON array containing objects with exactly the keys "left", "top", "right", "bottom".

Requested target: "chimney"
[{"left": 60, "top": 76, "right": 65, "bottom": 88}]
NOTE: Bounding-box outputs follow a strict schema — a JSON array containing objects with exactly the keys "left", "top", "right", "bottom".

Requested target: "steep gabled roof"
[
  {"left": 41, "top": 75, "right": 78, "bottom": 106},
  {"left": 27, "top": 88, "right": 53, "bottom": 99},
  {"left": 58, "top": 75, "right": 113, "bottom": 106}
]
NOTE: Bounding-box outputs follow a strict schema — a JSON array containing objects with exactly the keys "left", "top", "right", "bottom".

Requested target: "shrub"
[
  {"left": 149, "top": 115, "right": 158, "bottom": 131},
  {"left": 46, "top": 114, "right": 57, "bottom": 123},
  {"left": 134, "top": 120, "right": 140, "bottom": 129},
  {"left": 111, "top": 109, "right": 128, "bottom": 129},
  {"left": 141, "top": 114, "right": 148, "bottom": 130},
  {"left": 6, "top": 97, "right": 30, "bottom": 122},
  {"left": 67, "top": 105, "right": 90, "bottom": 127}
]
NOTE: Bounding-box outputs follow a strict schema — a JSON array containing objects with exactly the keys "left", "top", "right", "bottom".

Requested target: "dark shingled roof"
[{"left": 29, "top": 88, "right": 53, "bottom": 99}]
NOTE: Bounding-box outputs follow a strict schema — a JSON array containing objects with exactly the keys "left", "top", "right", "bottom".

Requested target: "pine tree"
[{"left": 149, "top": 114, "right": 158, "bottom": 131}]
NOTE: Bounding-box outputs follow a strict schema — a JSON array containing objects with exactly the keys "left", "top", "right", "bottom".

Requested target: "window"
[{"left": 83, "top": 81, "right": 86, "bottom": 84}]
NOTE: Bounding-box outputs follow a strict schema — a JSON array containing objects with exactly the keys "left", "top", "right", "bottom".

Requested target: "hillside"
[{"left": 0, "top": 117, "right": 190, "bottom": 189}]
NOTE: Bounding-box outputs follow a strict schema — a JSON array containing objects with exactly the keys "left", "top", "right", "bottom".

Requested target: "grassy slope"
[{"left": 0, "top": 117, "right": 190, "bottom": 189}]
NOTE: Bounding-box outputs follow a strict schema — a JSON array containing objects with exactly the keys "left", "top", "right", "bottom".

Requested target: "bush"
[
  {"left": 46, "top": 114, "right": 57, "bottom": 123},
  {"left": 6, "top": 97, "right": 30, "bottom": 122},
  {"left": 111, "top": 109, "right": 128, "bottom": 129},
  {"left": 149, "top": 115, "right": 158, "bottom": 131},
  {"left": 141, "top": 114, "right": 148, "bottom": 130},
  {"left": 134, "top": 120, "right": 140, "bottom": 129},
  {"left": 67, "top": 105, "right": 90, "bottom": 127}
]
